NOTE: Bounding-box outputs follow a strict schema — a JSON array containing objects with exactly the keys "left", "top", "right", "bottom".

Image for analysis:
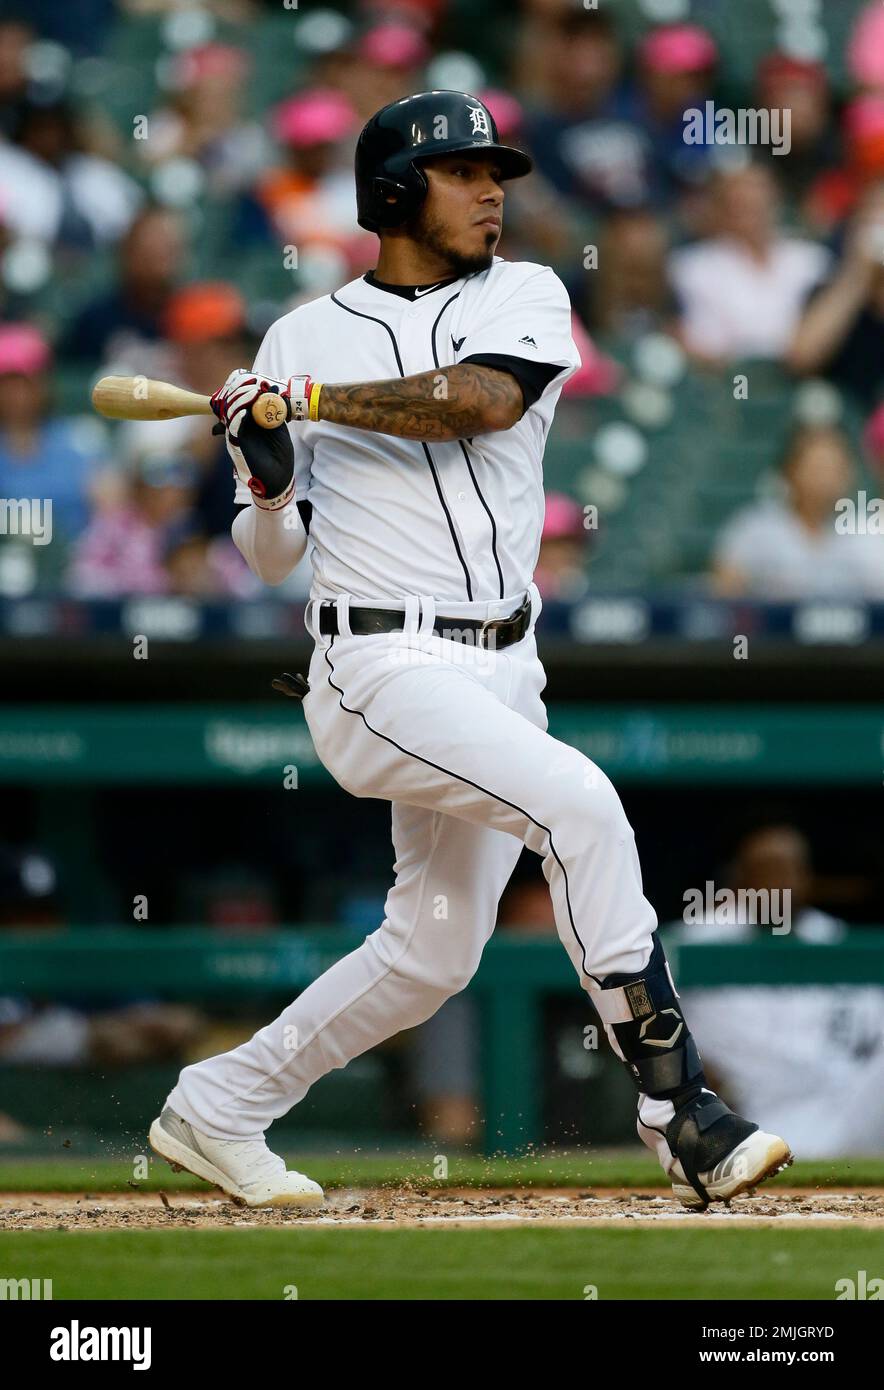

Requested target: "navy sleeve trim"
[{"left": 458, "top": 352, "right": 565, "bottom": 411}]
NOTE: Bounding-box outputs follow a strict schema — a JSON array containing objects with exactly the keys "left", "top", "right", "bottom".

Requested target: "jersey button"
[{"left": 457, "top": 491, "right": 466, "bottom": 501}]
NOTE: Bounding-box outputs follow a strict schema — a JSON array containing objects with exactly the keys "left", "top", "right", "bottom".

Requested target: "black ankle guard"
[
  {"left": 667, "top": 1092, "right": 758, "bottom": 1206},
  {"left": 597, "top": 934, "right": 705, "bottom": 1102}
]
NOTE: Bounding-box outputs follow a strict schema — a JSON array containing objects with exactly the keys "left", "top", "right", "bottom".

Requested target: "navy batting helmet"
[{"left": 355, "top": 90, "right": 533, "bottom": 234}]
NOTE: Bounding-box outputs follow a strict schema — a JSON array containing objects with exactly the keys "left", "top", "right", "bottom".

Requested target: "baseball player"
[{"left": 150, "top": 91, "right": 791, "bottom": 1210}]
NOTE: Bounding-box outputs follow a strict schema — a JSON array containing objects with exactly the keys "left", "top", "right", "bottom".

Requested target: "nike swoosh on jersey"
[{"left": 413, "top": 283, "right": 446, "bottom": 297}]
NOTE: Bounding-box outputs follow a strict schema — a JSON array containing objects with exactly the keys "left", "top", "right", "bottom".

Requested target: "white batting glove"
[
  {"left": 210, "top": 368, "right": 322, "bottom": 440},
  {"left": 210, "top": 368, "right": 272, "bottom": 442}
]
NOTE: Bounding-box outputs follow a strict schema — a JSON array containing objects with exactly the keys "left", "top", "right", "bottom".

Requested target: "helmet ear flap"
[
  {"left": 370, "top": 163, "right": 429, "bottom": 228},
  {"left": 371, "top": 175, "right": 410, "bottom": 226}
]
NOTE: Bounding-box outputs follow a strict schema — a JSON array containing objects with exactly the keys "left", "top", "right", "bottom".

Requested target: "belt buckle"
[
  {"left": 479, "top": 594, "right": 530, "bottom": 650},
  {"left": 478, "top": 616, "right": 506, "bottom": 650}
]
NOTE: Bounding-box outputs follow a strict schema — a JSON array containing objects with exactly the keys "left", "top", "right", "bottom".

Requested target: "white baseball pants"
[{"left": 168, "top": 588, "right": 675, "bottom": 1163}]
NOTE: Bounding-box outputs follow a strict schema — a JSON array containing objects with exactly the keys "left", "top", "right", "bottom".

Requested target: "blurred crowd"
[{"left": 0, "top": 0, "right": 883, "bottom": 602}]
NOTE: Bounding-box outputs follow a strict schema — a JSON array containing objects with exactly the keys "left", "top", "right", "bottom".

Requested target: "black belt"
[{"left": 317, "top": 592, "right": 532, "bottom": 651}]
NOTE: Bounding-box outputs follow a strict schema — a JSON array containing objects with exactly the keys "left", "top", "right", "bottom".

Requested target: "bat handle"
[{"left": 251, "top": 393, "right": 288, "bottom": 429}]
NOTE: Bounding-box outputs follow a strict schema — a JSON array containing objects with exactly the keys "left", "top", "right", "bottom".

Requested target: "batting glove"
[
  {"left": 220, "top": 412, "right": 296, "bottom": 511},
  {"left": 210, "top": 368, "right": 323, "bottom": 440}
]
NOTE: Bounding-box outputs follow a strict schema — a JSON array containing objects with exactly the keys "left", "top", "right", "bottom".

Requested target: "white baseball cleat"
[
  {"left": 149, "top": 1107, "right": 324, "bottom": 1209},
  {"left": 671, "top": 1128, "right": 792, "bottom": 1210}
]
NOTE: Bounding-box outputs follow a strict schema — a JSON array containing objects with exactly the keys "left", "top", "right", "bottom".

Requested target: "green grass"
[
  {"left": 1, "top": 1151, "right": 882, "bottom": 1193},
  {"left": 1, "top": 1228, "right": 880, "bottom": 1300}
]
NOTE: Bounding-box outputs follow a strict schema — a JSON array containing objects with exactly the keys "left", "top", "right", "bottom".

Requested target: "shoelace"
[{"left": 210, "top": 1136, "right": 287, "bottom": 1183}]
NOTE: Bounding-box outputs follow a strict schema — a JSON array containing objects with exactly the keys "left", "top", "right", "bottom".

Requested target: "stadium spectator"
[
  {"left": 754, "top": 55, "right": 834, "bottom": 214},
  {"left": 240, "top": 88, "right": 364, "bottom": 263},
  {"left": 117, "top": 0, "right": 256, "bottom": 15},
  {"left": 165, "top": 280, "right": 249, "bottom": 391},
  {"left": 343, "top": 22, "right": 430, "bottom": 122},
  {"left": 67, "top": 446, "right": 197, "bottom": 598},
  {"left": 298, "top": 9, "right": 357, "bottom": 93},
  {"left": 670, "top": 163, "right": 831, "bottom": 364},
  {"left": 523, "top": 10, "right": 651, "bottom": 211},
  {"left": 163, "top": 280, "right": 258, "bottom": 540},
  {"left": 138, "top": 43, "right": 270, "bottom": 197},
  {"left": 155, "top": 263, "right": 263, "bottom": 599},
  {"left": 864, "top": 401, "right": 884, "bottom": 477},
  {"left": 0, "top": 98, "right": 141, "bottom": 250},
  {"left": 806, "top": 95, "right": 884, "bottom": 233},
  {"left": 583, "top": 207, "right": 671, "bottom": 341},
  {"left": 672, "top": 825, "right": 884, "bottom": 1158},
  {"left": 561, "top": 312, "right": 619, "bottom": 398},
  {"left": 0, "top": 17, "right": 31, "bottom": 140},
  {"left": 787, "top": 182, "right": 884, "bottom": 407},
  {"left": 711, "top": 425, "right": 884, "bottom": 599},
  {"left": 847, "top": 1, "right": 884, "bottom": 94},
  {"left": 676, "top": 824, "right": 846, "bottom": 944},
  {"left": 534, "top": 491, "right": 591, "bottom": 601},
  {"left": 0, "top": 324, "right": 107, "bottom": 543},
  {"left": 163, "top": 514, "right": 258, "bottom": 599},
  {"left": 633, "top": 23, "right": 718, "bottom": 200},
  {"left": 66, "top": 281, "right": 262, "bottom": 598},
  {"left": 61, "top": 206, "right": 186, "bottom": 372}
]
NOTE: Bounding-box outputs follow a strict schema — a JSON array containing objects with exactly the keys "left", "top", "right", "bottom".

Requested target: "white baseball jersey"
[{"left": 242, "top": 257, "right": 580, "bottom": 603}]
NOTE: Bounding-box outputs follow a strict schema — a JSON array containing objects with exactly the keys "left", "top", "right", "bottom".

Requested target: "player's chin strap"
[{"left": 591, "top": 933, "right": 757, "bottom": 1206}]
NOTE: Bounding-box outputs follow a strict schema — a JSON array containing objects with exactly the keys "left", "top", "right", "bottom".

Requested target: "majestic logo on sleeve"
[
  {"left": 451, "top": 335, "right": 466, "bottom": 353},
  {"left": 518, "top": 334, "right": 538, "bottom": 349},
  {"left": 469, "top": 106, "right": 491, "bottom": 138}
]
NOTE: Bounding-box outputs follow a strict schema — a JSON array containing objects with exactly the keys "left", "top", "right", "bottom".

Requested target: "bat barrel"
[
  {"left": 91, "top": 377, "right": 213, "bottom": 422},
  {"left": 92, "top": 377, "right": 287, "bottom": 429}
]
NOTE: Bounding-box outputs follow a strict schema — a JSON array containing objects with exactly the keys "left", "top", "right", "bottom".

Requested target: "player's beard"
[{"left": 409, "top": 204, "right": 497, "bottom": 278}]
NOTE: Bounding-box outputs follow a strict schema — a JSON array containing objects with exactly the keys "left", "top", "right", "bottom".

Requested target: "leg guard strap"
[
  {"left": 595, "top": 933, "right": 705, "bottom": 1102},
  {"left": 666, "top": 1092, "right": 758, "bottom": 1206}
]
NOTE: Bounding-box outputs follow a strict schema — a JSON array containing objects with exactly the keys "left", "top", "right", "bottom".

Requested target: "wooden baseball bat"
[{"left": 91, "top": 376, "right": 288, "bottom": 429}]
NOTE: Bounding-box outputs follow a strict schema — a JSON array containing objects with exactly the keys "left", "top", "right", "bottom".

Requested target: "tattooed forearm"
[{"left": 317, "top": 365, "right": 524, "bottom": 441}]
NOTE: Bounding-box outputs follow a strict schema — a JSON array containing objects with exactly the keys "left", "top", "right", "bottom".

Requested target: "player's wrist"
[
  {"left": 250, "top": 476, "right": 295, "bottom": 511},
  {"left": 285, "top": 376, "right": 323, "bottom": 423}
]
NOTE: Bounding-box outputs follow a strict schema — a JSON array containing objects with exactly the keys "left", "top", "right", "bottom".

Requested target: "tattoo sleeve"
[{"left": 316, "top": 364, "right": 524, "bottom": 441}]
